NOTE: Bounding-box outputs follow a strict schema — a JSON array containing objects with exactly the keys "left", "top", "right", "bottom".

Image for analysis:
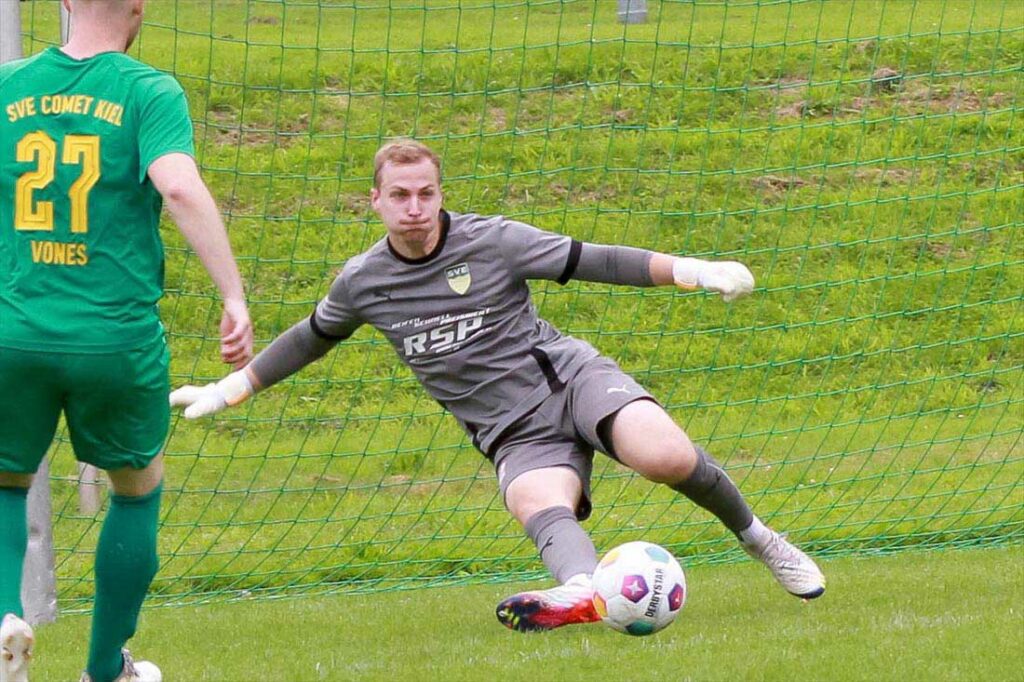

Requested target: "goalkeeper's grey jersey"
[{"left": 312, "top": 210, "right": 601, "bottom": 454}]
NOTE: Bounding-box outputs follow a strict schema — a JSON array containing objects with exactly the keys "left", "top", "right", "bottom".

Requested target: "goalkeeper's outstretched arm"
[
  {"left": 170, "top": 316, "right": 340, "bottom": 418},
  {"left": 571, "top": 243, "right": 755, "bottom": 302}
]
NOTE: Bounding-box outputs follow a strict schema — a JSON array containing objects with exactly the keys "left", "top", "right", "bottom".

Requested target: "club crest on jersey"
[{"left": 445, "top": 263, "right": 471, "bottom": 295}]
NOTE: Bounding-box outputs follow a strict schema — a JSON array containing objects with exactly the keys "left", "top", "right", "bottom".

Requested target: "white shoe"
[
  {"left": 742, "top": 527, "right": 826, "bottom": 599},
  {"left": 0, "top": 614, "right": 33, "bottom": 682},
  {"left": 79, "top": 650, "right": 161, "bottom": 682}
]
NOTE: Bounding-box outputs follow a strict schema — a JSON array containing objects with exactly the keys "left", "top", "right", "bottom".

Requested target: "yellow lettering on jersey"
[
  {"left": 6, "top": 97, "right": 37, "bottom": 123},
  {"left": 30, "top": 240, "right": 88, "bottom": 266},
  {"left": 40, "top": 94, "right": 95, "bottom": 117},
  {"left": 93, "top": 99, "right": 123, "bottom": 127}
]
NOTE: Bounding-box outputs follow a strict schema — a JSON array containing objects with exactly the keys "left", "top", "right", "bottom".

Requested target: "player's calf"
[{"left": 0, "top": 614, "right": 33, "bottom": 682}]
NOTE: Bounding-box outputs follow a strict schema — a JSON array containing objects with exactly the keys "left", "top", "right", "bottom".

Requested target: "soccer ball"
[{"left": 591, "top": 541, "right": 686, "bottom": 636}]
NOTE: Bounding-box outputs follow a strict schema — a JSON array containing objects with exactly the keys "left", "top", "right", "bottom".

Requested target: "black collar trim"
[{"left": 387, "top": 210, "right": 451, "bottom": 265}]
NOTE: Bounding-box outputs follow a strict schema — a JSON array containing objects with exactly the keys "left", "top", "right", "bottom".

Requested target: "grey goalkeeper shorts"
[{"left": 491, "top": 355, "right": 655, "bottom": 521}]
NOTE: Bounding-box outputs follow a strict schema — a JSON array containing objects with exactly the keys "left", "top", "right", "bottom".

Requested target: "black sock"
[
  {"left": 670, "top": 446, "right": 754, "bottom": 535},
  {"left": 524, "top": 506, "right": 599, "bottom": 583}
]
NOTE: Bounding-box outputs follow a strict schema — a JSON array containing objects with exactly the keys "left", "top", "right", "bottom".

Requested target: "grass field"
[
  {"left": 16, "top": 0, "right": 1023, "bottom": 627},
  {"left": 29, "top": 546, "right": 1024, "bottom": 681}
]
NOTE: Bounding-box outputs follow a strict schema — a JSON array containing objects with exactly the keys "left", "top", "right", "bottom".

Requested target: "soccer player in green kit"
[{"left": 0, "top": 2, "right": 253, "bottom": 681}]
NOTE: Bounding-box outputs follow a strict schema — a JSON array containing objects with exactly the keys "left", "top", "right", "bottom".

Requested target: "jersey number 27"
[{"left": 14, "top": 130, "right": 100, "bottom": 234}]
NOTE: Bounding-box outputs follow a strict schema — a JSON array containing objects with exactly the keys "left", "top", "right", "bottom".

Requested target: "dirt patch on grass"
[
  {"left": 765, "top": 76, "right": 812, "bottom": 118},
  {"left": 853, "top": 167, "right": 916, "bottom": 186},
  {"left": 775, "top": 99, "right": 810, "bottom": 118},
  {"left": 752, "top": 174, "right": 808, "bottom": 193},
  {"left": 488, "top": 106, "right": 509, "bottom": 129},
  {"left": 896, "top": 83, "right": 1008, "bottom": 114},
  {"left": 201, "top": 105, "right": 316, "bottom": 147},
  {"left": 870, "top": 67, "right": 902, "bottom": 91},
  {"left": 920, "top": 241, "right": 970, "bottom": 260}
]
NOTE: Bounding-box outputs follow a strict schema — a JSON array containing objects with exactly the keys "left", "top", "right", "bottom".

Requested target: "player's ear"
[{"left": 369, "top": 187, "right": 381, "bottom": 211}]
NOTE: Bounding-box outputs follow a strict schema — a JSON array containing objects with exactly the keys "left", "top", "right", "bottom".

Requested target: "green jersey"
[{"left": 0, "top": 47, "right": 194, "bottom": 352}]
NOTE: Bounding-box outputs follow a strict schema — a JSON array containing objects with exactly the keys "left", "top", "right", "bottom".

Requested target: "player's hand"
[
  {"left": 673, "top": 258, "right": 755, "bottom": 302},
  {"left": 170, "top": 370, "right": 254, "bottom": 419},
  {"left": 220, "top": 298, "right": 253, "bottom": 368}
]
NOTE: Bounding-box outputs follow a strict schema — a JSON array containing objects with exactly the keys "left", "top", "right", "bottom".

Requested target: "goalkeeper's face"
[{"left": 371, "top": 159, "right": 444, "bottom": 253}]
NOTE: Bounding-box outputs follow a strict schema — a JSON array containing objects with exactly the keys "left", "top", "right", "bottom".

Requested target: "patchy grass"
[
  {"left": 14, "top": 0, "right": 1022, "bottom": 606},
  {"left": 29, "top": 546, "right": 1024, "bottom": 682}
]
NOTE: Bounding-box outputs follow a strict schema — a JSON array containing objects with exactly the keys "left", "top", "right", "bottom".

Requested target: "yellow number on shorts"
[{"left": 14, "top": 131, "right": 101, "bottom": 233}]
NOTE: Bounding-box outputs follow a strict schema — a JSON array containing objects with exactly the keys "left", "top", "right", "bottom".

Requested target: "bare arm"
[
  {"left": 148, "top": 152, "right": 253, "bottom": 367},
  {"left": 648, "top": 252, "right": 677, "bottom": 286}
]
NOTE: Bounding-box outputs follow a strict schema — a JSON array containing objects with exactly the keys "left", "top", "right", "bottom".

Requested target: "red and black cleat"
[{"left": 496, "top": 578, "right": 601, "bottom": 632}]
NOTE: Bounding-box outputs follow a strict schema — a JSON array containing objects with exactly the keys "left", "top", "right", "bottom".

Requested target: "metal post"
[
  {"left": 78, "top": 463, "right": 103, "bottom": 515},
  {"left": 60, "top": 0, "right": 71, "bottom": 45},
  {"left": 22, "top": 461, "right": 57, "bottom": 626},
  {"left": 617, "top": 0, "right": 648, "bottom": 24},
  {"left": 0, "top": 0, "right": 24, "bottom": 64},
  {"left": 0, "top": 1, "right": 60, "bottom": 626}
]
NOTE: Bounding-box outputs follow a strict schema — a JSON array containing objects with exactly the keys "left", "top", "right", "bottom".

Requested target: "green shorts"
[{"left": 0, "top": 337, "right": 170, "bottom": 474}]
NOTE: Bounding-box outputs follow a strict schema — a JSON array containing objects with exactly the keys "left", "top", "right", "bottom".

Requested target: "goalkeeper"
[
  {"left": 0, "top": 1, "right": 252, "bottom": 680},
  {"left": 171, "top": 138, "right": 825, "bottom": 633}
]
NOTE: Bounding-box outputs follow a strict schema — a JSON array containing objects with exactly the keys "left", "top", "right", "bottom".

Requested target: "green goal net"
[{"left": 17, "top": 0, "right": 1022, "bottom": 610}]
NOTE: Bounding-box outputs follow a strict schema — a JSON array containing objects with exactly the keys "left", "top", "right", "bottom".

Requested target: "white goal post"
[{"left": 617, "top": 0, "right": 648, "bottom": 24}]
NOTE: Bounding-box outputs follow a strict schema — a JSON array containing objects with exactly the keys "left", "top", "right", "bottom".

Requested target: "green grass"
[
  {"left": 14, "top": 0, "right": 1023, "bottom": 606},
  {"left": 29, "top": 546, "right": 1024, "bottom": 681}
]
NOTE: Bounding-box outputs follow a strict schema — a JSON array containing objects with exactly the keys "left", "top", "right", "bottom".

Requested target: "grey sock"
[
  {"left": 671, "top": 446, "right": 754, "bottom": 535},
  {"left": 524, "top": 505, "right": 599, "bottom": 583}
]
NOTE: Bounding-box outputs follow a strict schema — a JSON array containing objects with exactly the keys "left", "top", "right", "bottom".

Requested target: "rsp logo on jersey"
[
  {"left": 403, "top": 310, "right": 485, "bottom": 356},
  {"left": 445, "top": 263, "right": 471, "bottom": 295}
]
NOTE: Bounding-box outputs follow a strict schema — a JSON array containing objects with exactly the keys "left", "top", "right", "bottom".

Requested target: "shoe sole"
[
  {"left": 496, "top": 594, "right": 599, "bottom": 632},
  {"left": 792, "top": 585, "right": 826, "bottom": 600},
  {"left": 497, "top": 595, "right": 549, "bottom": 632}
]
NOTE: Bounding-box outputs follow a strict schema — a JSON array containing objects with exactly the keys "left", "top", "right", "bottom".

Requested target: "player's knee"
[
  {"left": 505, "top": 467, "right": 582, "bottom": 526},
  {"left": 633, "top": 438, "right": 697, "bottom": 485},
  {"left": 107, "top": 455, "right": 164, "bottom": 497}
]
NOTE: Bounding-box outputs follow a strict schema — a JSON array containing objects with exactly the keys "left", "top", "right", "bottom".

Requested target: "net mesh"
[{"left": 16, "top": 0, "right": 1022, "bottom": 610}]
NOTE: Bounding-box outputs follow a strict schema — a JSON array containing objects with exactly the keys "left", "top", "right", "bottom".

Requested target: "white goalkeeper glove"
[
  {"left": 169, "top": 370, "right": 255, "bottom": 419},
  {"left": 672, "top": 257, "right": 755, "bottom": 302}
]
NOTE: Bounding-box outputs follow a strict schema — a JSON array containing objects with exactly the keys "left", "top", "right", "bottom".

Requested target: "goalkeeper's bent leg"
[
  {"left": 670, "top": 446, "right": 754, "bottom": 535},
  {"left": 87, "top": 484, "right": 161, "bottom": 682},
  {"left": 499, "top": 506, "right": 600, "bottom": 632},
  {"left": 525, "top": 505, "right": 599, "bottom": 583},
  {"left": 0, "top": 486, "right": 29, "bottom": 619},
  {"left": 671, "top": 448, "right": 826, "bottom": 598}
]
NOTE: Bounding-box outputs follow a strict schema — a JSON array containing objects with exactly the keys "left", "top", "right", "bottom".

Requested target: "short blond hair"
[{"left": 373, "top": 138, "right": 441, "bottom": 187}]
